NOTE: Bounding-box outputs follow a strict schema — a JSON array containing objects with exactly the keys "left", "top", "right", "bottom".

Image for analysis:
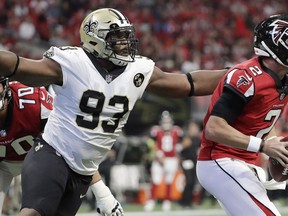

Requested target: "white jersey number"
[
  {"left": 256, "top": 109, "right": 281, "bottom": 138},
  {"left": 0, "top": 135, "right": 34, "bottom": 157},
  {"left": 18, "top": 87, "right": 36, "bottom": 109},
  {"left": 161, "top": 134, "right": 173, "bottom": 152},
  {"left": 76, "top": 90, "right": 129, "bottom": 133}
]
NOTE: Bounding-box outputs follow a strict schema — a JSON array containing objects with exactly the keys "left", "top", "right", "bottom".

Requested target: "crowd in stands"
[{"left": 1, "top": 0, "right": 288, "bottom": 71}]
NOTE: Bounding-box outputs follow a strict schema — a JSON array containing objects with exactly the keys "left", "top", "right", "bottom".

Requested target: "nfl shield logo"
[{"left": 105, "top": 74, "right": 113, "bottom": 83}]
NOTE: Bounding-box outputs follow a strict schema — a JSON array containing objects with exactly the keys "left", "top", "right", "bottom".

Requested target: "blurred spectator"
[
  {"left": 1, "top": 0, "right": 287, "bottom": 71},
  {"left": 178, "top": 121, "right": 201, "bottom": 207},
  {"left": 1, "top": 0, "right": 287, "bottom": 97},
  {"left": 18, "top": 17, "right": 35, "bottom": 40},
  {"left": 178, "top": 136, "right": 197, "bottom": 208}
]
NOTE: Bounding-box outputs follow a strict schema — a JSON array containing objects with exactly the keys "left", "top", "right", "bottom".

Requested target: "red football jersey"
[
  {"left": 0, "top": 82, "right": 53, "bottom": 161},
  {"left": 151, "top": 125, "right": 183, "bottom": 157},
  {"left": 199, "top": 57, "right": 288, "bottom": 164}
]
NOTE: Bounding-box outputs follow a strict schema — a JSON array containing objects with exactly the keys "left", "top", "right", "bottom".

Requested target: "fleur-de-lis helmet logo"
[{"left": 83, "top": 19, "right": 98, "bottom": 35}]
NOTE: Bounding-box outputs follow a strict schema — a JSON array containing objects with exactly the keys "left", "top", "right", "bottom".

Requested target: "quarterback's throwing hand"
[{"left": 91, "top": 180, "right": 124, "bottom": 216}]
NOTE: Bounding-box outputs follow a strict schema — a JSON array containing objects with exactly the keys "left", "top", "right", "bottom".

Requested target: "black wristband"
[
  {"left": 7, "top": 54, "right": 19, "bottom": 78},
  {"left": 185, "top": 73, "right": 194, "bottom": 96}
]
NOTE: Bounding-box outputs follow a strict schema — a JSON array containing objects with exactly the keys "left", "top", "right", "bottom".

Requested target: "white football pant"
[{"left": 197, "top": 158, "right": 281, "bottom": 216}]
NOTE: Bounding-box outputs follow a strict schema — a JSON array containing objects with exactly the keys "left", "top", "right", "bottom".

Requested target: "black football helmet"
[
  {"left": 254, "top": 14, "right": 288, "bottom": 67},
  {"left": 0, "top": 77, "right": 11, "bottom": 110}
]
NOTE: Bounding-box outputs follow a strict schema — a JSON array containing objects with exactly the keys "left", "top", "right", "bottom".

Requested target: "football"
[{"left": 267, "top": 136, "right": 288, "bottom": 182}]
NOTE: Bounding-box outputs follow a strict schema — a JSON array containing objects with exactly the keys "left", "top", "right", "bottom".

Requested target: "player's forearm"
[
  {"left": 205, "top": 116, "right": 251, "bottom": 150},
  {"left": 90, "top": 170, "right": 102, "bottom": 185},
  {"left": 0, "top": 51, "right": 19, "bottom": 77},
  {"left": 192, "top": 69, "right": 226, "bottom": 96}
]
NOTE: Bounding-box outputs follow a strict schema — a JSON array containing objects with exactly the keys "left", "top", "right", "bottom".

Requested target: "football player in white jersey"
[{"left": 0, "top": 8, "right": 226, "bottom": 216}]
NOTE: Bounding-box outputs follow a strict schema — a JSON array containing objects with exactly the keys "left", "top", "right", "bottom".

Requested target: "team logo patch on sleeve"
[
  {"left": 236, "top": 75, "right": 250, "bottom": 87},
  {"left": 227, "top": 69, "right": 255, "bottom": 97},
  {"left": 134, "top": 73, "right": 144, "bottom": 87}
]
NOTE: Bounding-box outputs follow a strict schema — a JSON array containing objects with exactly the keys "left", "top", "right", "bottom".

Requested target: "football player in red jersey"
[
  {"left": 0, "top": 78, "right": 53, "bottom": 215},
  {"left": 144, "top": 111, "right": 183, "bottom": 211},
  {"left": 196, "top": 14, "right": 288, "bottom": 216}
]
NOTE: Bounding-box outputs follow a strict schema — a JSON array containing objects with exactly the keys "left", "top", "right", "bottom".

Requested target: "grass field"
[
  {"left": 6, "top": 199, "right": 288, "bottom": 215},
  {"left": 78, "top": 198, "right": 288, "bottom": 216}
]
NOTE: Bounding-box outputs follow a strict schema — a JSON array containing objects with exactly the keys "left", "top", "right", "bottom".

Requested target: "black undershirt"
[{"left": 210, "top": 87, "right": 247, "bottom": 124}]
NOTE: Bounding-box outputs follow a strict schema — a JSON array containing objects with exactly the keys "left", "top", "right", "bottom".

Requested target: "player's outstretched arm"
[
  {"left": 190, "top": 69, "right": 226, "bottom": 96},
  {"left": 0, "top": 51, "right": 20, "bottom": 77},
  {"left": 146, "top": 66, "right": 226, "bottom": 98},
  {"left": 0, "top": 50, "right": 62, "bottom": 86},
  {"left": 90, "top": 171, "right": 124, "bottom": 216}
]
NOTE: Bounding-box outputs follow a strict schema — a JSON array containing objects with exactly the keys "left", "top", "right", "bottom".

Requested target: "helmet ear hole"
[{"left": 89, "top": 41, "right": 97, "bottom": 46}]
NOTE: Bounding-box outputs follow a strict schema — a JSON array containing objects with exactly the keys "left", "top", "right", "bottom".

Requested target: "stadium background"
[
  {"left": 4, "top": 0, "right": 288, "bottom": 134},
  {"left": 1, "top": 0, "right": 288, "bottom": 215}
]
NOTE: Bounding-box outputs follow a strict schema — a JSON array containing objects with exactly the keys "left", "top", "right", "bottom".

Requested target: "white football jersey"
[{"left": 42, "top": 46, "right": 155, "bottom": 175}]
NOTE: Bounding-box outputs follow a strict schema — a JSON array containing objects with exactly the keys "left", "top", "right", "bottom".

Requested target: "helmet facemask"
[
  {"left": 0, "top": 78, "right": 11, "bottom": 111},
  {"left": 105, "top": 26, "right": 138, "bottom": 66}
]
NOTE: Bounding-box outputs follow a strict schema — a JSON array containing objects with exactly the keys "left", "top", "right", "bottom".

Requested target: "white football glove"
[
  {"left": 91, "top": 180, "right": 124, "bottom": 216},
  {"left": 96, "top": 194, "right": 124, "bottom": 216}
]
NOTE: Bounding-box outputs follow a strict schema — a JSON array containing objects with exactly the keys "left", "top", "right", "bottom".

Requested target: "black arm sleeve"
[
  {"left": 40, "top": 118, "right": 48, "bottom": 131},
  {"left": 210, "top": 88, "right": 248, "bottom": 124}
]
